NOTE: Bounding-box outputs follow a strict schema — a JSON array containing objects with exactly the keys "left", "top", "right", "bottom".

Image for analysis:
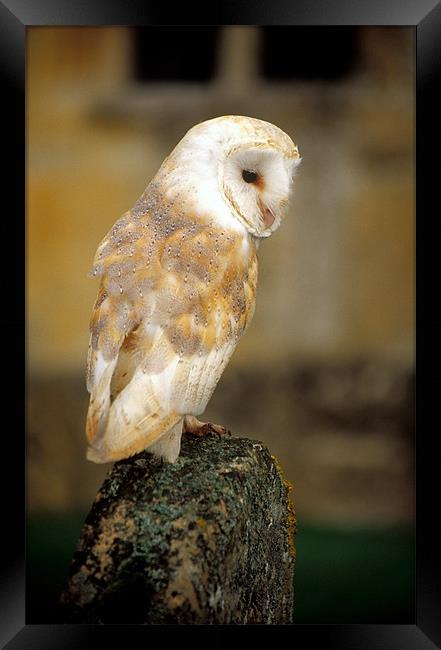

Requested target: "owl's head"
[{"left": 157, "top": 115, "right": 301, "bottom": 239}]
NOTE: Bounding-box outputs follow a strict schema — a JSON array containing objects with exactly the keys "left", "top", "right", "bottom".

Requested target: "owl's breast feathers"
[{"left": 85, "top": 194, "right": 257, "bottom": 462}]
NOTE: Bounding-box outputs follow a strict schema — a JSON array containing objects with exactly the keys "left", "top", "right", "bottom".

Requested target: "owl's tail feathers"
[
  {"left": 86, "top": 445, "right": 108, "bottom": 464},
  {"left": 86, "top": 412, "right": 183, "bottom": 464},
  {"left": 87, "top": 362, "right": 183, "bottom": 463},
  {"left": 85, "top": 355, "right": 119, "bottom": 446}
]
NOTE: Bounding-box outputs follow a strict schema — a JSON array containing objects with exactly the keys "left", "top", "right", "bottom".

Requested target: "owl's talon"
[
  {"left": 205, "top": 423, "right": 231, "bottom": 438},
  {"left": 183, "top": 416, "right": 231, "bottom": 439}
]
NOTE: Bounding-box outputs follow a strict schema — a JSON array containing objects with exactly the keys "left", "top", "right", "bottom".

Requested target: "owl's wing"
[
  {"left": 85, "top": 281, "right": 139, "bottom": 447},
  {"left": 85, "top": 207, "right": 257, "bottom": 463},
  {"left": 85, "top": 210, "right": 182, "bottom": 458}
]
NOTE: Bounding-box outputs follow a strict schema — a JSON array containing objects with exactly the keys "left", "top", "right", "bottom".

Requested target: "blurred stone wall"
[{"left": 27, "top": 27, "right": 415, "bottom": 526}]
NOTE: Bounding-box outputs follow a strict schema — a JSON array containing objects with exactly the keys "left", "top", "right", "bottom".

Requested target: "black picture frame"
[{"left": 4, "top": 0, "right": 434, "bottom": 647}]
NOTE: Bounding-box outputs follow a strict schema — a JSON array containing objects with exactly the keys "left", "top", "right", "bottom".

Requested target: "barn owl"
[{"left": 86, "top": 115, "right": 300, "bottom": 464}]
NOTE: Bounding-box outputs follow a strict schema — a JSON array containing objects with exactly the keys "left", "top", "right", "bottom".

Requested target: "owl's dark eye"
[{"left": 242, "top": 169, "right": 258, "bottom": 183}]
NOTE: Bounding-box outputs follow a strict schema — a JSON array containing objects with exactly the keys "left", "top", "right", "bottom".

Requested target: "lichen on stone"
[{"left": 61, "top": 434, "right": 295, "bottom": 624}]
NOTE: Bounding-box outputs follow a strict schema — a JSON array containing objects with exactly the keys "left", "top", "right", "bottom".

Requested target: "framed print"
[{"left": 2, "top": 0, "right": 435, "bottom": 647}]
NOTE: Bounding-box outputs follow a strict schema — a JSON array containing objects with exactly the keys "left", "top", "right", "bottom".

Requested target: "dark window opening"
[
  {"left": 132, "top": 27, "right": 220, "bottom": 82},
  {"left": 261, "top": 27, "right": 360, "bottom": 81}
]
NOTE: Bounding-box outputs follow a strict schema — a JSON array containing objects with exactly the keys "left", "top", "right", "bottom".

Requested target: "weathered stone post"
[{"left": 60, "top": 433, "right": 296, "bottom": 624}]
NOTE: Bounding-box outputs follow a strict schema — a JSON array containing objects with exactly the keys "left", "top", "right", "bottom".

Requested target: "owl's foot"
[{"left": 183, "top": 415, "right": 231, "bottom": 438}]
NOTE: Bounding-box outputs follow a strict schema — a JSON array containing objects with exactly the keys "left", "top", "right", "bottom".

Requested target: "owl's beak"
[{"left": 257, "top": 197, "right": 276, "bottom": 229}]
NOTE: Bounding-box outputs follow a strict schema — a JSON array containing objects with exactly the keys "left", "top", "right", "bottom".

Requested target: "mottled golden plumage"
[{"left": 86, "top": 116, "right": 300, "bottom": 463}]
